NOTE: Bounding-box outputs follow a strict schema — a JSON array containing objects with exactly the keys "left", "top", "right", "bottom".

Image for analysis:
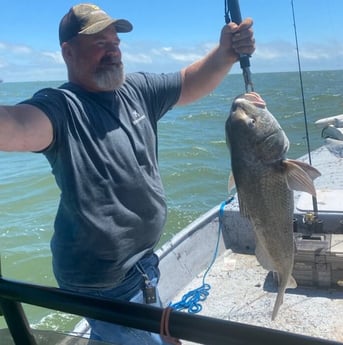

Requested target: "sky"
[{"left": 0, "top": 0, "right": 342, "bottom": 82}]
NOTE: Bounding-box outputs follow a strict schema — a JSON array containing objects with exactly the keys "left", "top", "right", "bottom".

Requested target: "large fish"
[{"left": 225, "top": 92, "right": 321, "bottom": 320}]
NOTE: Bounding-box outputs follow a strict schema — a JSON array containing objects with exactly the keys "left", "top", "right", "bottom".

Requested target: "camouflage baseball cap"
[{"left": 59, "top": 3, "right": 133, "bottom": 45}]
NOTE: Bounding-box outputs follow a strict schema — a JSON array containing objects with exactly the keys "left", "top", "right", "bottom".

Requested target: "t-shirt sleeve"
[
  {"left": 125, "top": 72, "right": 182, "bottom": 122},
  {"left": 19, "top": 88, "right": 68, "bottom": 154}
]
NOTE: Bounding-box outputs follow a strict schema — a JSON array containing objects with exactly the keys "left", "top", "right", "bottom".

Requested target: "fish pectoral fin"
[
  {"left": 286, "top": 159, "right": 321, "bottom": 180},
  {"left": 283, "top": 159, "right": 321, "bottom": 196},
  {"left": 236, "top": 188, "right": 251, "bottom": 219},
  {"left": 238, "top": 199, "right": 250, "bottom": 219},
  {"left": 228, "top": 172, "right": 236, "bottom": 195}
]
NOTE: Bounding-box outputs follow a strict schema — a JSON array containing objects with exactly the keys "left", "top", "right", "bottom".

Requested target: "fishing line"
[
  {"left": 291, "top": 0, "right": 318, "bottom": 215},
  {"left": 169, "top": 197, "right": 234, "bottom": 313},
  {"left": 291, "top": 0, "right": 312, "bottom": 163}
]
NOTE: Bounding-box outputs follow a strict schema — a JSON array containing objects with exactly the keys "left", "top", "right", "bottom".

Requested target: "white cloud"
[
  {"left": 299, "top": 41, "right": 343, "bottom": 61},
  {"left": 0, "top": 42, "right": 66, "bottom": 82},
  {"left": 123, "top": 52, "right": 152, "bottom": 64},
  {"left": 0, "top": 38, "right": 342, "bottom": 82},
  {"left": 250, "top": 39, "right": 343, "bottom": 73},
  {"left": 255, "top": 41, "right": 295, "bottom": 60},
  {"left": 0, "top": 42, "right": 33, "bottom": 55},
  {"left": 124, "top": 42, "right": 215, "bottom": 73},
  {"left": 41, "top": 51, "right": 65, "bottom": 64},
  {"left": 11, "top": 45, "right": 32, "bottom": 55}
]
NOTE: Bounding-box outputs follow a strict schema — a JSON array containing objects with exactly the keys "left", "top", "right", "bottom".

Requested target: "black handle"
[
  {"left": 226, "top": 0, "right": 250, "bottom": 69},
  {"left": 227, "top": 0, "right": 242, "bottom": 24},
  {"left": 225, "top": 0, "right": 254, "bottom": 91}
]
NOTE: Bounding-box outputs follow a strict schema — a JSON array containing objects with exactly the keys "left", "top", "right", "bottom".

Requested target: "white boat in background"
[{"left": 1, "top": 114, "right": 343, "bottom": 345}]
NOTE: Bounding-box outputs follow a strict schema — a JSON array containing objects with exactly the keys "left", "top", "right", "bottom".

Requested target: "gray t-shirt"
[{"left": 22, "top": 72, "right": 182, "bottom": 288}]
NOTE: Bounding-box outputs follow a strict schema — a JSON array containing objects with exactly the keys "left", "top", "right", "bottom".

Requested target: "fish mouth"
[
  {"left": 231, "top": 92, "right": 266, "bottom": 119},
  {"left": 242, "top": 92, "right": 266, "bottom": 108}
]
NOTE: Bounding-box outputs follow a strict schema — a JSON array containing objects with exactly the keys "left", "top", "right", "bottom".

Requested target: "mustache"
[{"left": 100, "top": 55, "right": 122, "bottom": 66}]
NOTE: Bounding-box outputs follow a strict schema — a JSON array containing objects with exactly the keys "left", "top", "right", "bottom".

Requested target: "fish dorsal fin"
[{"left": 283, "top": 159, "right": 321, "bottom": 196}]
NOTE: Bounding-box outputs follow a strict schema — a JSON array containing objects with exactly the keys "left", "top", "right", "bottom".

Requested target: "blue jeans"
[{"left": 58, "top": 253, "right": 170, "bottom": 345}]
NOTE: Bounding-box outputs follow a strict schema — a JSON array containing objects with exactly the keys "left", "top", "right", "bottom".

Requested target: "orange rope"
[{"left": 160, "top": 307, "right": 182, "bottom": 345}]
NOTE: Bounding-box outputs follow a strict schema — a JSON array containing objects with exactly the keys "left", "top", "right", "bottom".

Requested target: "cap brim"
[
  {"left": 79, "top": 18, "right": 133, "bottom": 35},
  {"left": 114, "top": 19, "right": 133, "bottom": 33}
]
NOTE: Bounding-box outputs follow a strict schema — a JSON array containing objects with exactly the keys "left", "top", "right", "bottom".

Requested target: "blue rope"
[{"left": 169, "top": 197, "right": 234, "bottom": 313}]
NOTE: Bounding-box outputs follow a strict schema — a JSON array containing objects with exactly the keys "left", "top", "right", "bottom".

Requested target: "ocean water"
[{"left": 0, "top": 70, "right": 342, "bottom": 330}]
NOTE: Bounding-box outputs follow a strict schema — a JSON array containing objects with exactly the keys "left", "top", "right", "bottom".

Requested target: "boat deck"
[
  {"left": 299, "top": 146, "right": 343, "bottom": 190},
  {"left": 173, "top": 249, "right": 343, "bottom": 345}
]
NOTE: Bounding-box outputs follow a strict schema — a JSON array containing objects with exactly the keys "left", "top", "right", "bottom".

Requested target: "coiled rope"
[{"left": 169, "top": 197, "right": 234, "bottom": 313}]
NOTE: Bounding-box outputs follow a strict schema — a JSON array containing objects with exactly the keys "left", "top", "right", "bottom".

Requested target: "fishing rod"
[
  {"left": 291, "top": 0, "right": 319, "bottom": 218},
  {"left": 0, "top": 275, "right": 341, "bottom": 345},
  {"left": 224, "top": 0, "right": 254, "bottom": 92}
]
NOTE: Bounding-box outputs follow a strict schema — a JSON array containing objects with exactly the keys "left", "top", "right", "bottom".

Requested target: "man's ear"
[{"left": 61, "top": 42, "right": 73, "bottom": 62}]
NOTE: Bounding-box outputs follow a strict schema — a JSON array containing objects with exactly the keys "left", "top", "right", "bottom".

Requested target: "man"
[{"left": 0, "top": 3, "right": 255, "bottom": 344}]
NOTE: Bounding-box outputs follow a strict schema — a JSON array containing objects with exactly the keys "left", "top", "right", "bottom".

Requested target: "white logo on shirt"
[{"left": 131, "top": 110, "right": 146, "bottom": 125}]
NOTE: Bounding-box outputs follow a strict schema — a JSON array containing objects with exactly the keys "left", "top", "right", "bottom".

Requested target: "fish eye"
[{"left": 249, "top": 118, "right": 256, "bottom": 127}]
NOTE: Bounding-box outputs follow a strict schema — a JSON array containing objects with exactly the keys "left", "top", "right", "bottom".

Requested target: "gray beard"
[{"left": 94, "top": 64, "right": 125, "bottom": 91}]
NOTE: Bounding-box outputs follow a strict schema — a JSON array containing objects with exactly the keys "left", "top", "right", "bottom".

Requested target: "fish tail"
[
  {"left": 272, "top": 289, "right": 284, "bottom": 320},
  {"left": 272, "top": 273, "right": 297, "bottom": 320}
]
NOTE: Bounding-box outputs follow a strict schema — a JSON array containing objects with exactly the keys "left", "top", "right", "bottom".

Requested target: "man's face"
[{"left": 63, "top": 25, "right": 124, "bottom": 92}]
